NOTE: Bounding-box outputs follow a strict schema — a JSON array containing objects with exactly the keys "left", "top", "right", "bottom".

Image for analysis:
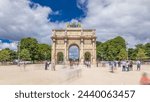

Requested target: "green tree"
[
  {"left": 96, "top": 41, "right": 102, "bottom": 47},
  {"left": 128, "top": 48, "right": 137, "bottom": 60},
  {"left": 96, "top": 36, "right": 126, "bottom": 61},
  {"left": 145, "top": 43, "right": 150, "bottom": 58},
  {"left": 20, "top": 49, "right": 31, "bottom": 61},
  {"left": 136, "top": 48, "right": 147, "bottom": 60},
  {"left": 4, "top": 48, "right": 17, "bottom": 61},
  {"left": 135, "top": 44, "right": 145, "bottom": 50},
  {"left": 0, "top": 49, "right": 11, "bottom": 62},
  {"left": 117, "top": 48, "right": 127, "bottom": 60},
  {"left": 38, "top": 44, "right": 51, "bottom": 61},
  {"left": 20, "top": 37, "right": 38, "bottom": 62}
]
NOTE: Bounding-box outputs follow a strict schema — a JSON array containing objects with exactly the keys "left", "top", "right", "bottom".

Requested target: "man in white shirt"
[{"left": 136, "top": 60, "right": 141, "bottom": 71}]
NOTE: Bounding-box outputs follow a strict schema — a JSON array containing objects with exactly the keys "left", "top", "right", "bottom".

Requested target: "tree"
[
  {"left": 4, "top": 48, "right": 17, "bottom": 61},
  {"left": 145, "top": 43, "right": 150, "bottom": 58},
  {"left": 96, "top": 36, "right": 126, "bottom": 61},
  {"left": 10, "top": 50, "right": 17, "bottom": 61},
  {"left": 136, "top": 48, "right": 147, "bottom": 60},
  {"left": 96, "top": 41, "right": 102, "bottom": 47},
  {"left": 38, "top": 44, "right": 51, "bottom": 61},
  {"left": 0, "top": 49, "right": 11, "bottom": 62},
  {"left": 135, "top": 44, "right": 145, "bottom": 50},
  {"left": 20, "top": 49, "right": 31, "bottom": 61},
  {"left": 128, "top": 48, "right": 137, "bottom": 60},
  {"left": 20, "top": 37, "right": 38, "bottom": 62},
  {"left": 117, "top": 48, "right": 127, "bottom": 60}
]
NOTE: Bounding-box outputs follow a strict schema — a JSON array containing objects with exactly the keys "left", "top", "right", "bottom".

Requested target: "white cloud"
[
  {"left": 0, "top": 40, "right": 17, "bottom": 50},
  {"left": 78, "top": 0, "right": 150, "bottom": 47},
  {"left": 0, "top": 0, "right": 65, "bottom": 46},
  {"left": 0, "top": 0, "right": 150, "bottom": 50}
]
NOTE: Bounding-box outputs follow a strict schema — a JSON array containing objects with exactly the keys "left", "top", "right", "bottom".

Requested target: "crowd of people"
[
  {"left": 107, "top": 60, "right": 150, "bottom": 85},
  {"left": 44, "top": 61, "right": 55, "bottom": 71},
  {"left": 84, "top": 61, "right": 91, "bottom": 68},
  {"left": 44, "top": 60, "right": 150, "bottom": 85},
  {"left": 108, "top": 60, "right": 141, "bottom": 72}
]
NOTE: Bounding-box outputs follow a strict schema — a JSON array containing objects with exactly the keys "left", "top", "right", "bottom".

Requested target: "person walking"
[
  {"left": 110, "top": 61, "right": 114, "bottom": 73},
  {"left": 118, "top": 61, "right": 121, "bottom": 67},
  {"left": 129, "top": 60, "right": 133, "bottom": 71},
  {"left": 122, "top": 60, "right": 126, "bottom": 71},
  {"left": 51, "top": 62, "right": 55, "bottom": 71},
  {"left": 126, "top": 61, "right": 130, "bottom": 71},
  {"left": 136, "top": 60, "right": 141, "bottom": 71},
  {"left": 45, "top": 60, "right": 48, "bottom": 70}
]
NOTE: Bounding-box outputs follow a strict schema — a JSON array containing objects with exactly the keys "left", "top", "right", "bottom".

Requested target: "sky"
[
  {"left": 69, "top": 46, "right": 79, "bottom": 59},
  {"left": 0, "top": 0, "right": 150, "bottom": 50}
]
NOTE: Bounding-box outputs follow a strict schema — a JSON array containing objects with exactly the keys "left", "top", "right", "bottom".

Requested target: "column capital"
[{"left": 81, "top": 38, "right": 84, "bottom": 42}]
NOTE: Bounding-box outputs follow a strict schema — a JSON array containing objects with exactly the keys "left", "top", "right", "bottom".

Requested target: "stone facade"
[{"left": 51, "top": 25, "right": 96, "bottom": 65}]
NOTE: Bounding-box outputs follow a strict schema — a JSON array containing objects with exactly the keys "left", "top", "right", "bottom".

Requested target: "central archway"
[{"left": 68, "top": 44, "right": 79, "bottom": 62}]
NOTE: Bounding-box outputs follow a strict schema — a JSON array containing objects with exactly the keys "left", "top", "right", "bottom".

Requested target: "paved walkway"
[{"left": 0, "top": 64, "right": 149, "bottom": 85}]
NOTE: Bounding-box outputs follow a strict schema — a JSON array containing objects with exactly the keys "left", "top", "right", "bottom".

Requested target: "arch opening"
[
  {"left": 57, "top": 52, "right": 64, "bottom": 64},
  {"left": 84, "top": 52, "right": 91, "bottom": 61},
  {"left": 68, "top": 45, "right": 79, "bottom": 62}
]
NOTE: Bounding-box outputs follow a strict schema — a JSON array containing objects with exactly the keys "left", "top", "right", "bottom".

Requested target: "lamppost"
[
  {"left": 17, "top": 41, "right": 20, "bottom": 66},
  {"left": 126, "top": 43, "right": 128, "bottom": 60}
]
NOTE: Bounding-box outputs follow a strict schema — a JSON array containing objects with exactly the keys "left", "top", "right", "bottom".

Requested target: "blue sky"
[
  {"left": 0, "top": 0, "right": 150, "bottom": 50},
  {"left": 0, "top": 0, "right": 85, "bottom": 43},
  {"left": 32, "top": 0, "right": 86, "bottom": 22}
]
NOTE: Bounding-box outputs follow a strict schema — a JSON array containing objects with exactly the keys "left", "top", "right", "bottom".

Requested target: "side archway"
[
  {"left": 84, "top": 52, "right": 91, "bottom": 61},
  {"left": 57, "top": 52, "right": 64, "bottom": 64}
]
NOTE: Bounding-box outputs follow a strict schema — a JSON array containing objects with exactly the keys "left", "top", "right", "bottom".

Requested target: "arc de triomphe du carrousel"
[{"left": 51, "top": 23, "right": 96, "bottom": 66}]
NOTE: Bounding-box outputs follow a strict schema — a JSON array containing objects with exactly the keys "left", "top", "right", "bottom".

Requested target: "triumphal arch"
[{"left": 51, "top": 23, "right": 96, "bottom": 65}]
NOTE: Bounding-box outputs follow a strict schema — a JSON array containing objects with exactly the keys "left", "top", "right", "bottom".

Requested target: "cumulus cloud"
[
  {"left": 77, "top": 0, "right": 88, "bottom": 13},
  {"left": 0, "top": 0, "right": 150, "bottom": 50},
  {"left": 0, "top": 40, "right": 18, "bottom": 50},
  {"left": 78, "top": 0, "right": 150, "bottom": 47},
  {"left": 0, "top": 0, "right": 65, "bottom": 45}
]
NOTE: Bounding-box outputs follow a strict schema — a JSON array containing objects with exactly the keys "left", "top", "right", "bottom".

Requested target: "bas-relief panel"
[
  {"left": 56, "top": 45, "right": 65, "bottom": 49},
  {"left": 56, "top": 40, "right": 64, "bottom": 44},
  {"left": 68, "top": 40, "right": 80, "bottom": 45},
  {"left": 55, "top": 31, "right": 65, "bottom": 36},
  {"left": 67, "top": 31, "right": 81, "bottom": 35},
  {"left": 84, "top": 40, "right": 92, "bottom": 44},
  {"left": 83, "top": 45, "right": 93, "bottom": 49},
  {"left": 83, "top": 31, "right": 92, "bottom": 35}
]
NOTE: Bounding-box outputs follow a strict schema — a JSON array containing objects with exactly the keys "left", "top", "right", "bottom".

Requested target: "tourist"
[
  {"left": 51, "top": 62, "right": 55, "bottom": 71},
  {"left": 126, "top": 61, "right": 129, "bottom": 71},
  {"left": 97, "top": 61, "right": 98, "bottom": 67},
  {"left": 114, "top": 61, "right": 117, "bottom": 69},
  {"left": 88, "top": 61, "right": 91, "bottom": 68},
  {"left": 45, "top": 60, "right": 48, "bottom": 70},
  {"left": 136, "top": 60, "right": 141, "bottom": 71},
  {"left": 23, "top": 61, "right": 26, "bottom": 70},
  {"left": 110, "top": 61, "right": 114, "bottom": 73},
  {"left": 118, "top": 61, "right": 121, "bottom": 67},
  {"left": 129, "top": 60, "right": 133, "bottom": 71},
  {"left": 122, "top": 60, "right": 126, "bottom": 71},
  {"left": 140, "top": 72, "right": 150, "bottom": 85}
]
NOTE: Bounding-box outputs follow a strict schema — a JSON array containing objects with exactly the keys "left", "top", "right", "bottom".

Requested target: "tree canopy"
[
  {"left": 20, "top": 49, "right": 31, "bottom": 61},
  {"left": 20, "top": 37, "right": 38, "bottom": 62},
  {"left": 96, "top": 36, "right": 126, "bottom": 61}
]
